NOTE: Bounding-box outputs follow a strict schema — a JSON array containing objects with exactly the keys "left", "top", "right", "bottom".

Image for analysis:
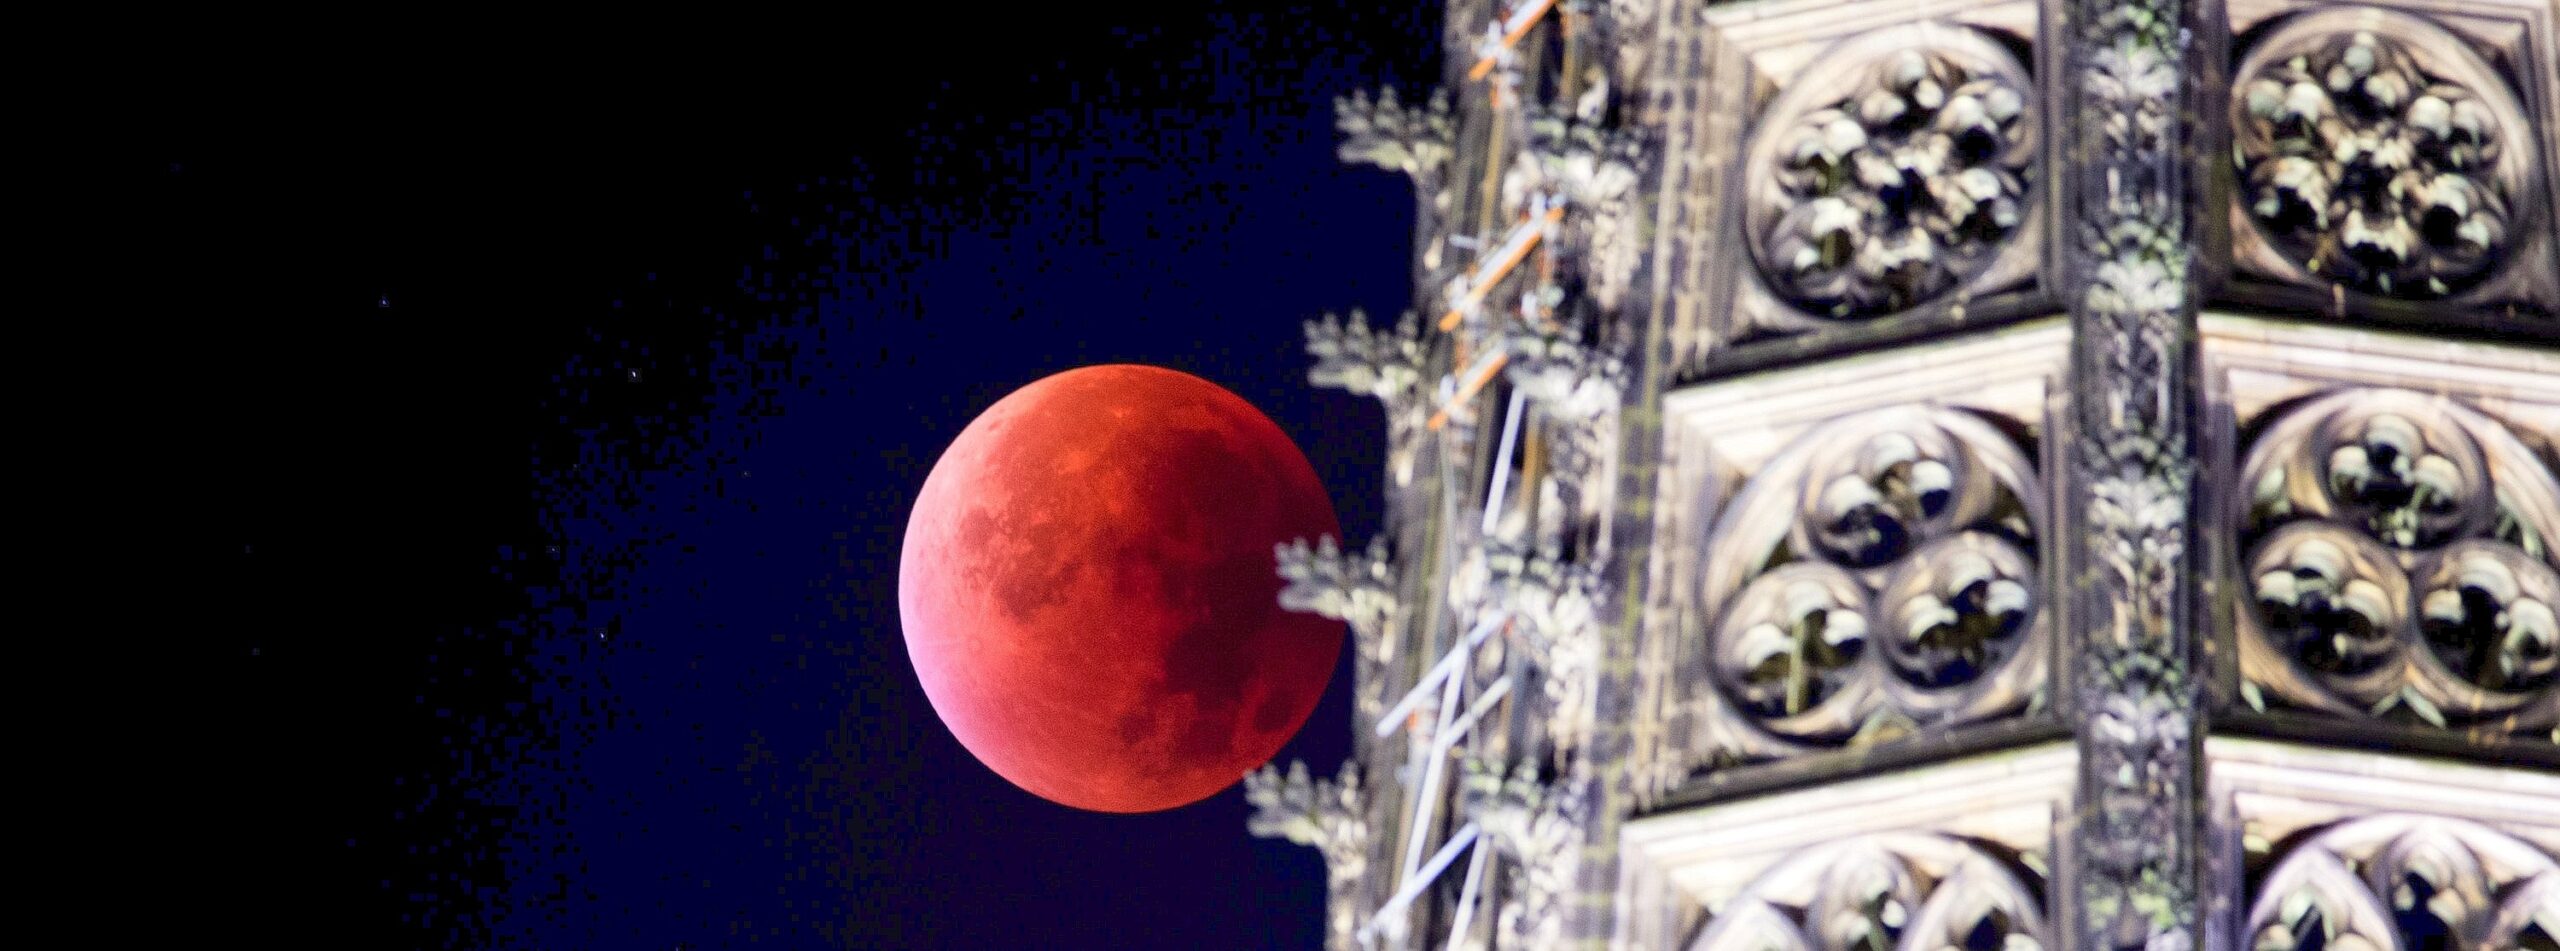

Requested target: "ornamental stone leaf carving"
[
  {"left": 1461, "top": 759, "right": 1591, "bottom": 950},
  {"left": 1518, "top": 108, "right": 1648, "bottom": 312},
  {"left": 1277, "top": 533, "right": 1401, "bottom": 720},
  {"left": 1500, "top": 315, "right": 1628, "bottom": 424},
  {"left": 1277, "top": 534, "right": 1399, "bottom": 644},
  {"left": 1245, "top": 759, "right": 1371, "bottom": 951},
  {"left": 1335, "top": 86, "right": 1454, "bottom": 182},
  {"left": 1306, "top": 309, "right": 1427, "bottom": 406},
  {"left": 1743, "top": 24, "right": 2037, "bottom": 321},
  {"left": 2230, "top": 9, "right": 2538, "bottom": 301},
  {"left": 1504, "top": 551, "right": 1609, "bottom": 760},
  {"left": 1303, "top": 308, "right": 1433, "bottom": 486}
]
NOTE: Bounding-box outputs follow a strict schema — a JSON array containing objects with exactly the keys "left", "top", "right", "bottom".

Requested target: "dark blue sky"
[{"left": 151, "top": 6, "right": 1438, "bottom": 947}]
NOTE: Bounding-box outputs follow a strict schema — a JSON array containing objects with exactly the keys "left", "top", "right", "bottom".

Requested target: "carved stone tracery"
[
  {"left": 1694, "top": 405, "right": 2046, "bottom": 757},
  {"left": 1292, "top": 2, "right": 2560, "bottom": 949},
  {"left": 1744, "top": 25, "right": 2038, "bottom": 322},
  {"left": 2230, "top": 9, "right": 2536, "bottom": 301},
  {"left": 1686, "top": 833, "right": 2051, "bottom": 951},
  {"left": 2235, "top": 389, "right": 2560, "bottom": 738},
  {"left": 2247, "top": 815, "right": 2560, "bottom": 951}
]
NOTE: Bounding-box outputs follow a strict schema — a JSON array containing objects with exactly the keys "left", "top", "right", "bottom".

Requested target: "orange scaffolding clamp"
[
  {"left": 1467, "top": 0, "right": 1557, "bottom": 80},
  {"left": 1437, "top": 202, "right": 1567, "bottom": 332},
  {"left": 1427, "top": 347, "right": 1512, "bottom": 431}
]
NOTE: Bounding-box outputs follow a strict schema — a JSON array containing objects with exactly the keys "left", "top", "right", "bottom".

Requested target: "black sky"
[{"left": 136, "top": 6, "right": 1440, "bottom": 947}]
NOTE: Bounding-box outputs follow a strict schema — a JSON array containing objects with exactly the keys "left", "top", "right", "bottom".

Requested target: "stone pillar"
[{"left": 2060, "top": 0, "right": 2207, "bottom": 947}]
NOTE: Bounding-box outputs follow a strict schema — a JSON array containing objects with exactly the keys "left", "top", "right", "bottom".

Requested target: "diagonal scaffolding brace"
[
  {"left": 1438, "top": 201, "right": 1567, "bottom": 332},
  {"left": 1361, "top": 822, "right": 1481, "bottom": 946}
]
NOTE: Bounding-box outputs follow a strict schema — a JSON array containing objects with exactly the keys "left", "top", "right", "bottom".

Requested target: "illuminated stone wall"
[{"left": 1253, "top": 1, "right": 2560, "bottom": 948}]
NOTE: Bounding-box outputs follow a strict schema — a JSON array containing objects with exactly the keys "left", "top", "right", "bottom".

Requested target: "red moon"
[{"left": 898, "top": 364, "right": 1343, "bottom": 813}]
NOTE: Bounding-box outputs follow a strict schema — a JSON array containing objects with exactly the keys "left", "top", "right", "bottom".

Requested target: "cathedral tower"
[{"left": 1249, "top": 0, "right": 2560, "bottom": 948}]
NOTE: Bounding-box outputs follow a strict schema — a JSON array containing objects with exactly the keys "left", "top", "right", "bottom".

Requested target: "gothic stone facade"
[{"left": 1250, "top": 0, "right": 2560, "bottom": 948}]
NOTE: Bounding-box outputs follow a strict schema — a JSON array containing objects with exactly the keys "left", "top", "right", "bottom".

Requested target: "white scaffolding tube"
[
  {"left": 1401, "top": 664, "right": 1466, "bottom": 879},
  {"left": 1402, "top": 674, "right": 1511, "bottom": 882},
  {"left": 1373, "top": 612, "right": 1507, "bottom": 738},
  {"left": 1496, "top": 0, "right": 1554, "bottom": 46},
  {"left": 1482, "top": 388, "right": 1526, "bottom": 536},
  {"left": 1362, "top": 823, "right": 1482, "bottom": 945},
  {"left": 1467, "top": 0, "right": 1557, "bottom": 80},
  {"left": 1385, "top": 640, "right": 1515, "bottom": 944},
  {"left": 1444, "top": 674, "right": 1513, "bottom": 742},
  {"left": 1443, "top": 835, "right": 1494, "bottom": 951},
  {"left": 1437, "top": 199, "right": 1564, "bottom": 332}
]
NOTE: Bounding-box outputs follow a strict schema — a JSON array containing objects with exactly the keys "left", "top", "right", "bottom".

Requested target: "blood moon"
[{"left": 898, "top": 364, "right": 1343, "bottom": 813}]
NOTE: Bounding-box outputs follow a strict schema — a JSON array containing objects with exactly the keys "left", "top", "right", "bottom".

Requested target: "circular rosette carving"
[
  {"left": 2242, "top": 524, "right": 2414, "bottom": 696},
  {"left": 2232, "top": 388, "right": 2560, "bottom": 737},
  {"left": 2230, "top": 9, "right": 2537, "bottom": 299},
  {"left": 1743, "top": 24, "right": 2035, "bottom": 320},
  {"left": 2250, "top": 815, "right": 2560, "bottom": 950},
  {"left": 2409, "top": 541, "right": 2560, "bottom": 718},
  {"left": 1876, "top": 533, "right": 2041, "bottom": 703},
  {"left": 1697, "top": 405, "right": 2043, "bottom": 755},
  {"left": 1712, "top": 564, "right": 1873, "bottom": 737}
]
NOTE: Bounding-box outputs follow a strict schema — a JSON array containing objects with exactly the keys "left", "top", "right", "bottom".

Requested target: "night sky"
[{"left": 145, "top": 5, "right": 1439, "bottom": 946}]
